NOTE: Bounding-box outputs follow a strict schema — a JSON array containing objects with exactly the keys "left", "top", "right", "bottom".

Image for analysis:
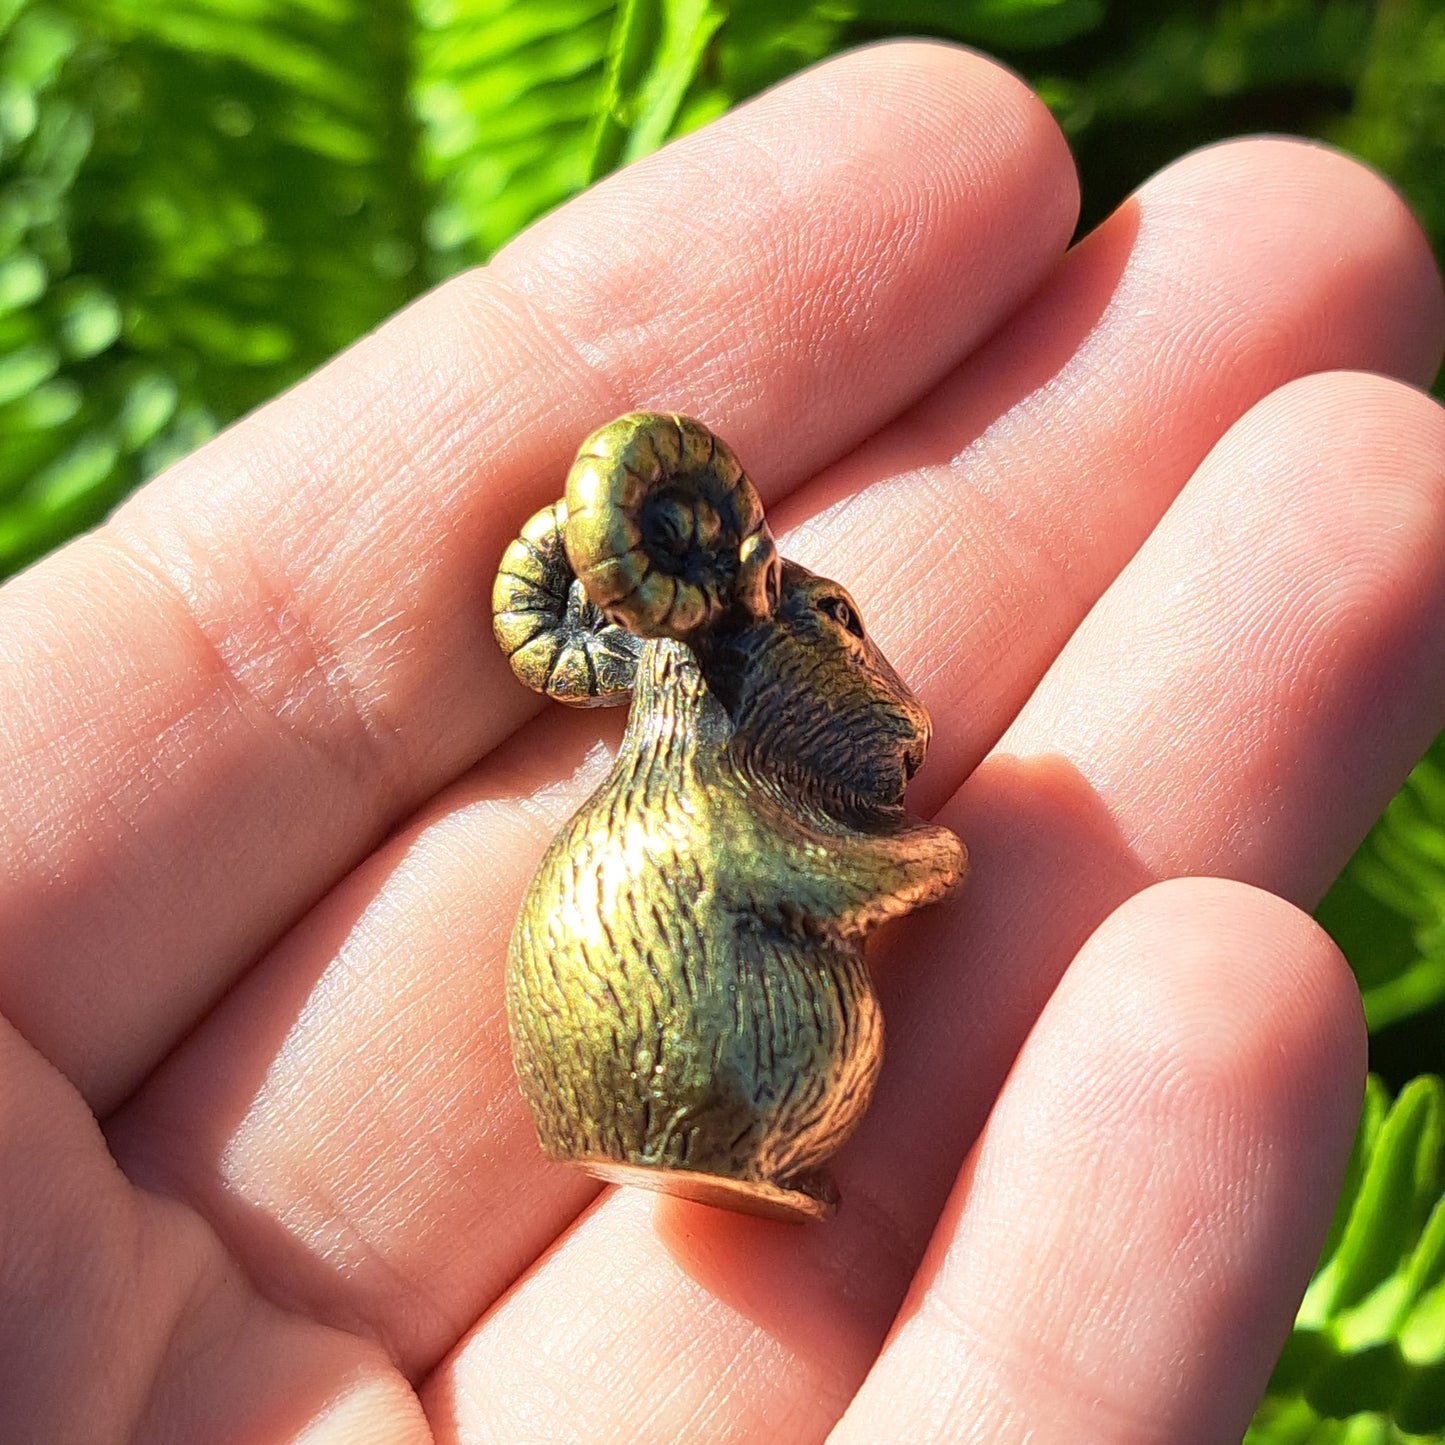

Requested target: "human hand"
[{"left": 3, "top": 41, "right": 1443, "bottom": 1444}]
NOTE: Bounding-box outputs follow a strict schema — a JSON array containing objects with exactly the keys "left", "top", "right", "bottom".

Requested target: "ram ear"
[
  {"left": 563, "top": 412, "right": 780, "bottom": 642},
  {"left": 735, "top": 526, "right": 782, "bottom": 623},
  {"left": 492, "top": 501, "right": 641, "bottom": 706}
]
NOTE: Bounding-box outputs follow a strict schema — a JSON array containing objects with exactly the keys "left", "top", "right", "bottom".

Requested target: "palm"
[{"left": 4, "top": 43, "right": 1444, "bottom": 1444}]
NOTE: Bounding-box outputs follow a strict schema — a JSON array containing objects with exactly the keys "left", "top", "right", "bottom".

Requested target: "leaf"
[
  {"left": 1317, "top": 732, "right": 1445, "bottom": 1032},
  {"left": 0, "top": 339, "right": 56, "bottom": 401},
  {"left": 0, "top": 249, "right": 45, "bottom": 310},
  {"left": 52, "top": 277, "right": 120, "bottom": 357},
  {"left": 587, "top": 0, "right": 723, "bottom": 179},
  {"left": 0, "top": 0, "right": 428, "bottom": 574},
  {"left": 1246, "top": 1395, "right": 1435, "bottom": 1445},
  {"left": 1329, "top": 0, "right": 1445, "bottom": 241},
  {"left": 416, "top": 0, "right": 615, "bottom": 264},
  {"left": 1249, "top": 1078, "right": 1445, "bottom": 1440}
]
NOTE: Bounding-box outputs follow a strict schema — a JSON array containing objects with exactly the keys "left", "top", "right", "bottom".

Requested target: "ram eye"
[{"left": 820, "top": 594, "right": 865, "bottom": 640}]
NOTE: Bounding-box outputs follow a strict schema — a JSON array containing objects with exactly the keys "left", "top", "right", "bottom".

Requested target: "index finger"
[{"left": 0, "top": 42, "right": 1079, "bottom": 1110}]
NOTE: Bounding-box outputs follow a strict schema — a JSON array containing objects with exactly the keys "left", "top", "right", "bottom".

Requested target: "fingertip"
[
  {"left": 1212, "top": 370, "right": 1445, "bottom": 625},
  {"left": 293, "top": 1374, "right": 433, "bottom": 1445},
  {"left": 817, "top": 40, "right": 1081, "bottom": 235},
  {"left": 1138, "top": 135, "right": 1445, "bottom": 387},
  {"left": 1076, "top": 876, "right": 1366, "bottom": 1146},
  {"left": 831, "top": 876, "right": 1368, "bottom": 1444}
]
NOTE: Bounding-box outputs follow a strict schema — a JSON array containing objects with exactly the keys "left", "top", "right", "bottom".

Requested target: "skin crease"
[{"left": 0, "top": 38, "right": 1442, "bottom": 1445}]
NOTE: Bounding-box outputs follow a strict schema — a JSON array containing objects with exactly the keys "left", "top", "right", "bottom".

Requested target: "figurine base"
[{"left": 576, "top": 1158, "right": 837, "bottom": 1223}]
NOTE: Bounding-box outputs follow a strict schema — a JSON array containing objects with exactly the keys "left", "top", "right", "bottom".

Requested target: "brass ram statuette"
[{"left": 493, "top": 413, "right": 966, "bottom": 1222}]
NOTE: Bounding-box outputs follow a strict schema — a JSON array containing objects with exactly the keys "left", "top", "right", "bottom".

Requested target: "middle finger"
[{"left": 111, "top": 136, "right": 1443, "bottom": 1384}]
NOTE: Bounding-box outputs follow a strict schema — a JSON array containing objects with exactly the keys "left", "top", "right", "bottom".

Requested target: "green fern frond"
[
  {"left": 587, "top": 0, "right": 723, "bottom": 179},
  {"left": 1249, "top": 1077, "right": 1445, "bottom": 1440},
  {"left": 1317, "top": 735, "right": 1445, "bottom": 1032},
  {"left": 0, "top": 1, "right": 173, "bottom": 570},
  {"left": 0, "top": 0, "right": 424, "bottom": 573},
  {"left": 416, "top": 0, "right": 615, "bottom": 265},
  {"left": 1247, "top": 1396, "right": 1436, "bottom": 1445},
  {"left": 1330, "top": 0, "right": 1445, "bottom": 241}
]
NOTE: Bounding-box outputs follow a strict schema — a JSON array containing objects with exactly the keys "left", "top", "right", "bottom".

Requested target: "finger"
[
  {"left": 0, "top": 1009, "right": 431, "bottom": 1445},
  {"left": 775, "top": 134, "right": 1445, "bottom": 808},
  {"left": 114, "top": 703, "right": 623, "bottom": 1369},
  {"left": 830, "top": 877, "right": 1365, "bottom": 1445},
  {"left": 0, "top": 42, "right": 1078, "bottom": 1110},
  {"left": 114, "top": 139, "right": 1445, "bottom": 1387},
  {"left": 425, "top": 371, "right": 1445, "bottom": 1441}
]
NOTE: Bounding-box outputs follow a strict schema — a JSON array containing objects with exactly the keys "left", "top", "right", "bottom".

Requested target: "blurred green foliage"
[
  {"left": 5, "top": 0, "right": 1445, "bottom": 1434},
  {"left": 1249, "top": 1077, "right": 1445, "bottom": 1443},
  {"left": 1321, "top": 736, "right": 1445, "bottom": 1041},
  {"left": 5, "top": 0, "right": 1444, "bottom": 567}
]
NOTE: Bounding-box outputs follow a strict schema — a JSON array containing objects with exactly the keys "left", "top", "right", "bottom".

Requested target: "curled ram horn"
[
  {"left": 492, "top": 500, "right": 643, "bottom": 706},
  {"left": 563, "top": 412, "right": 781, "bottom": 639},
  {"left": 498, "top": 410, "right": 967, "bottom": 1223}
]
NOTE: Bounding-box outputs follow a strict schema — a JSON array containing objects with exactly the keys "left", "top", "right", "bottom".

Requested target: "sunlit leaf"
[
  {"left": 416, "top": 0, "right": 614, "bottom": 265},
  {"left": 1319, "top": 734, "right": 1445, "bottom": 1032},
  {"left": 0, "top": 339, "right": 54, "bottom": 400},
  {"left": 588, "top": 0, "right": 723, "bottom": 177},
  {"left": 0, "top": 249, "right": 43, "bottom": 309},
  {"left": 1250, "top": 1079, "right": 1445, "bottom": 1440}
]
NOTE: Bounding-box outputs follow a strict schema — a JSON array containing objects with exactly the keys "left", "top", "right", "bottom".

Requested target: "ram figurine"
[{"left": 492, "top": 412, "right": 966, "bottom": 1222}]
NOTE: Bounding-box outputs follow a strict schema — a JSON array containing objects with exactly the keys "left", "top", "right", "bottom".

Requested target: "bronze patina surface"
[{"left": 493, "top": 413, "right": 966, "bottom": 1222}]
